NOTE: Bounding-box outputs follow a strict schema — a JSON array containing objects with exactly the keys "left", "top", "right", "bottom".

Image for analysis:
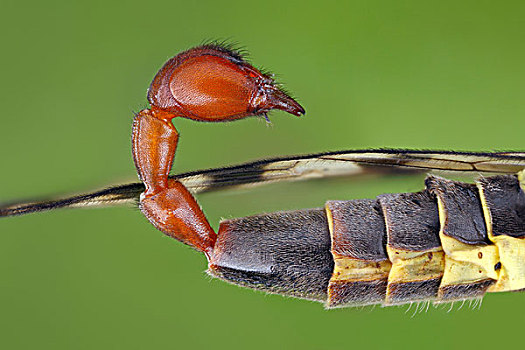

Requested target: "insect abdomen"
[{"left": 209, "top": 175, "right": 525, "bottom": 308}]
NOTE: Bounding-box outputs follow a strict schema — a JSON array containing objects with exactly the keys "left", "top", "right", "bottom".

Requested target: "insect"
[{"left": 2, "top": 44, "right": 525, "bottom": 309}]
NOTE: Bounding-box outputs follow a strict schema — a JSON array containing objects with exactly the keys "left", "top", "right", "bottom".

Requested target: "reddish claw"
[{"left": 132, "top": 43, "right": 305, "bottom": 259}]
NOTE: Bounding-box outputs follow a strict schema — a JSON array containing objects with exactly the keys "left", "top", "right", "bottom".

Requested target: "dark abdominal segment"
[{"left": 209, "top": 208, "right": 334, "bottom": 301}]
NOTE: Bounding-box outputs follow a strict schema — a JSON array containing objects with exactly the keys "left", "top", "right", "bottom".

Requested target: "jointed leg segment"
[{"left": 132, "top": 109, "right": 216, "bottom": 259}]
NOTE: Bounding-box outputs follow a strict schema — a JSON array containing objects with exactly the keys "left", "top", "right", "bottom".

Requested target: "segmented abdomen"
[{"left": 208, "top": 175, "right": 525, "bottom": 308}]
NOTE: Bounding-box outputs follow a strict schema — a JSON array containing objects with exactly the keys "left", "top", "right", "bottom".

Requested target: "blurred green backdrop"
[{"left": 1, "top": 1, "right": 525, "bottom": 349}]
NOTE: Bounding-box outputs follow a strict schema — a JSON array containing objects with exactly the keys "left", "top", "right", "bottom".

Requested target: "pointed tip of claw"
[
  {"left": 292, "top": 104, "right": 306, "bottom": 117},
  {"left": 265, "top": 88, "right": 305, "bottom": 117},
  {"left": 281, "top": 102, "right": 305, "bottom": 117}
]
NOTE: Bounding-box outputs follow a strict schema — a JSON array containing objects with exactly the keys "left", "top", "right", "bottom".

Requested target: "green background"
[{"left": 1, "top": 1, "right": 524, "bottom": 349}]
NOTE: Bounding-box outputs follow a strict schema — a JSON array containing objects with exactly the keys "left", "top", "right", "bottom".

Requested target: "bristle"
[{"left": 198, "top": 39, "right": 248, "bottom": 62}]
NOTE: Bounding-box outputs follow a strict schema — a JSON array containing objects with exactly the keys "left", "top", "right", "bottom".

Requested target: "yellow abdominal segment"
[
  {"left": 477, "top": 180, "right": 525, "bottom": 292},
  {"left": 386, "top": 248, "right": 444, "bottom": 285},
  {"left": 331, "top": 258, "right": 391, "bottom": 282}
]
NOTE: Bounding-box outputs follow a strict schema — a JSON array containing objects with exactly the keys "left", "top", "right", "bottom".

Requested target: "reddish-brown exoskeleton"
[{"left": 132, "top": 44, "right": 305, "bottom": 260}]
